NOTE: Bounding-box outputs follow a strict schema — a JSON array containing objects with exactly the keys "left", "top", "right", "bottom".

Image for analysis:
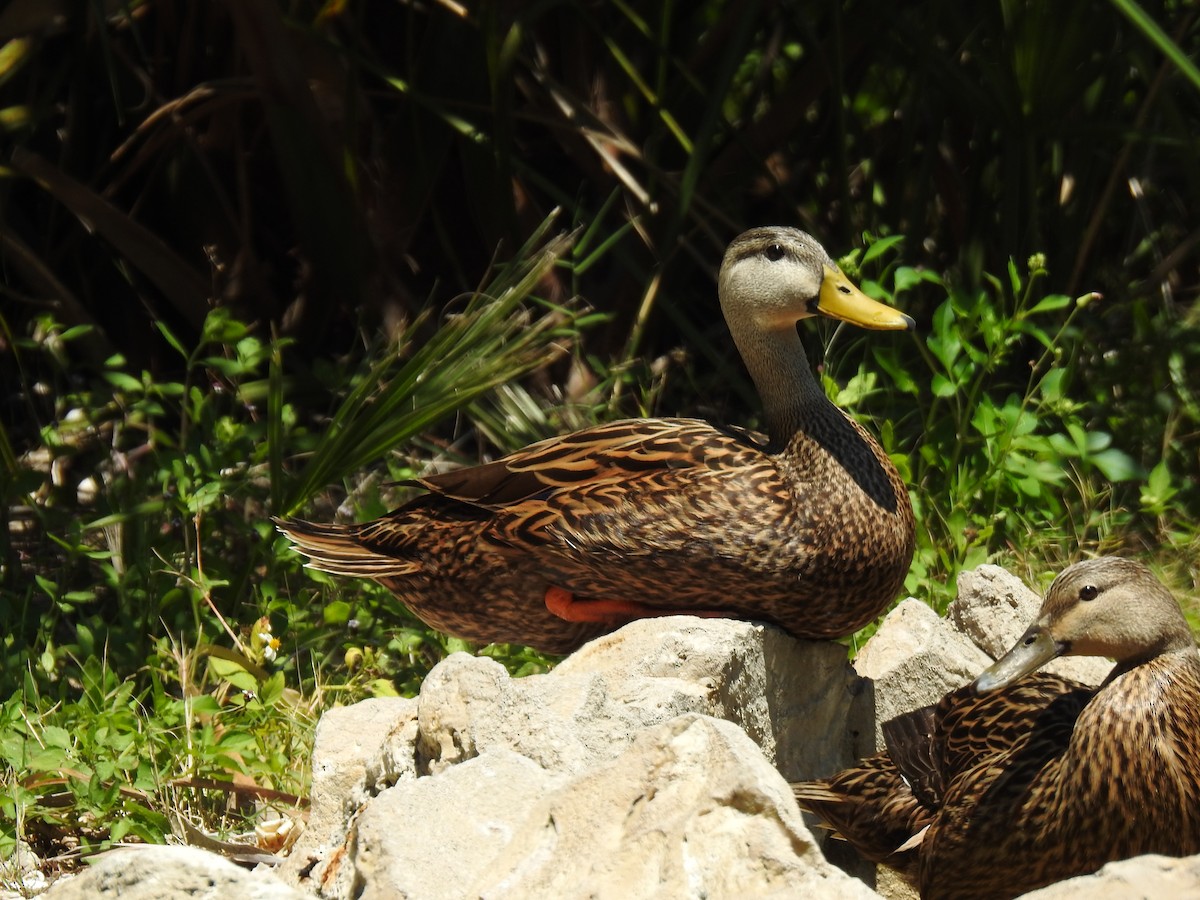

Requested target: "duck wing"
[
  {"left": 413, "top": 417, "right": 766, "bottom": 509},
  {"left": 934, "top": 675, "right": 1092, "bottom": 782},
  {"left": 280, "top": 417, "right": 769, "bottom": 577}
]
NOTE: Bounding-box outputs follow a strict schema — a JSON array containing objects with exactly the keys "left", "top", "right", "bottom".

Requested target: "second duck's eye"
[
  {"left": 764, "top": 243, "right": 786, "bottom": 261},
  {"left": 1079, "top": 584, "right": 1099, "bottom": 602}
]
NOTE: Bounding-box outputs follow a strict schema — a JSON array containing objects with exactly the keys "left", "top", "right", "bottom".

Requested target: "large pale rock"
[
  {"left": 283, "top": 616, "right": 875, "bottom": 898},
  {"left": 354, "top": 714, "right": 878, "bottom": 900},
  {"left": 853, "top": 598, "right": 991, "bottom": 750},
  {"left": 414, "top": 616, "right": 866, "bottom": 782},
  {"left": 40, "top": 845, "right": 304, "bottom": 900},
  {"left": 289, "top": 697, "right": 418, "bottom": 898},
  {"left": 353, "top": 750, "right": 561, "bottom": 899},
  {"left": 949, "top": 564, "right": 1042, "bottom": 657},
  {"left": 952, "top": 565, "right": 1112, "bottom": 686},
  {"left": 1018, "top": 854, "right": 1200, "bottom": 898}
]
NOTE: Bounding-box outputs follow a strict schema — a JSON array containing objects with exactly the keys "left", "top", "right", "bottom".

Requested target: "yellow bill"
[{"left": 817, "top": 265, "right": 915, "bottom": 331}]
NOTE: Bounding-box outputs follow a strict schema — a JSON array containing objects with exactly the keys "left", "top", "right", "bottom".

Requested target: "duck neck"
[
  {"left": 1110, "top": 642, "right": 1200, "bottom": 681},
  {"left": 729, "top": 320, "right": 830, "bottom": 447}
]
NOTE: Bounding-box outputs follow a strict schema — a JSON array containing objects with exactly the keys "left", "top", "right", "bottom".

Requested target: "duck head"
[{"left": 974, "top": 557, "right": 1195, "bottom": 693}]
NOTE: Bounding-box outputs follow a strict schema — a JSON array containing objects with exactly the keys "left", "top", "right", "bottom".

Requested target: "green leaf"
[
  {"left": 1028, "top": 293, "right": 1072, "bottom": 314},
  {"left": 258, "top": 672, "right": 286, "bottom": 706},
  {"left": 1140, "top": 460, "right": 1179, "bottom": 513},
  {"left": 834, "top": 371, "right": 878, "bottom": 408},
  {"left": 154, "top": 320, "right": 189, "bottom": 360},
  {"left": 445, "top": 636, "right": 474, "bottom": 654},
  {"left": 1007, "top": 258, "right": 1022, "bottom": 296},
  {"left": 206, "top": 658, "right": 259, "bottom": 693},
  {"left": 861, "top": 234, "right": 905, "bottom": 264},
  {"left": 323, "top": 600, "right": 352, "bottom": 625},
  {"left": 1039, "top": 367, "right": 1067, "bottom": 402},
  {"left": 187, "top": 696, "right": 223, "bottom": 716},
  {"left": 872, "top": 349, "right": 920, "bottom": 395},
  {"left": 927, "top": 301, "right": 961, "bottom": 370},
  {"left": 1047, "top": 432, "right": 1077, "bottom": 458},
  {"left": 368, "top": 678, "right": 401, "bottom": 698},
  {"left": 58, "top": 324, "right": 95, "bottom": 342},
  {"left": 201, "top": 308, "right": 250, "bottom": 346},
  {"left": 1089, "top": 447, "right": 1140, "bottom": 482},
  {"left": 40, "top": 725, "right": 72, "bottom": 749},
  {"left": 121, "top": 801, "right": 172, "bottom": 838},
  {"left": 893, "top": 266, "right": 939, "bottom": 293},
  {"left": 102, "top": 370, "right": 143, "bottom": 393}
]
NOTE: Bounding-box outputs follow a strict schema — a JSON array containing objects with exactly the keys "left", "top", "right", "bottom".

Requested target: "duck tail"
[
  {"left": 791, "top": 756, "right": 931, "bottom": 877},
  {"left": 272, "top": 516, "right": 419, "bottom": 577},
  {"left": 792, "top": 780, "right": 855, "bottom": 837}
]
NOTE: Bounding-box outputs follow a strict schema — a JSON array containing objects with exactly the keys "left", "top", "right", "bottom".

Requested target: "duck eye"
[
  {"left": 764, "top": 243, "right": 786, "bottom": 261},
  {"left": 1079, "top": 584, "right": 1099, "bottom": 602}
]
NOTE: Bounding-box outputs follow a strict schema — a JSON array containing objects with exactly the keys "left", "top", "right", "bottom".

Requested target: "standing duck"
[
  {"left": 275, "top": 227, "right": 916, "bottom": 654},
  {"left": 794, "top": 557, "right": 1200, "bottom": 900}
]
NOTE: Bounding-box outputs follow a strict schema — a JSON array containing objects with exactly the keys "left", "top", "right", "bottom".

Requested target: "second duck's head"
[{"left": 974, "top": 556, "right": 1196, "bottom": 693}]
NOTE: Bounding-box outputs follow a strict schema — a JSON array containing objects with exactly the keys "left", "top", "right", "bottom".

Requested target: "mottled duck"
[
  {"left": 794, "top": 556, "right": 1200, "bottom": 900},
  {"left": 276, "top": 227, "right": 916, "bottom": 654}
]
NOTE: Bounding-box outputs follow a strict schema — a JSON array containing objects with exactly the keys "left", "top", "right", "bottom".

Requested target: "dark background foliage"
[{"left": 5, "top": 1, "right": 1198, "bottom": 369}]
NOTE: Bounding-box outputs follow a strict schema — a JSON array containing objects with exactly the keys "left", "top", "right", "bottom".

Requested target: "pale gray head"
[
  {"left": 974, "top": 557, "right": 1196, "bottom": 693},
  {"left": 718, "top": 227, "right": 914, "bottom": 332},
  {"left": 714, "top": 226, "right": 913, "bottom": 443}
]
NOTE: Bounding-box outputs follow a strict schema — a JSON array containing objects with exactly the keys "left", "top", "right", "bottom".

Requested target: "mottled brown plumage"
[
  {"left": 276, "top": 227, "right": 916, "bottom": 653},
  {"left": 793, "top": 557, "right": 1200, "bottom": 900}
]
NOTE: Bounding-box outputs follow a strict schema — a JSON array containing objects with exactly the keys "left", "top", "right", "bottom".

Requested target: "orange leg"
[{"left": 544, "top": 585, "right": 727, "bottom": 624}]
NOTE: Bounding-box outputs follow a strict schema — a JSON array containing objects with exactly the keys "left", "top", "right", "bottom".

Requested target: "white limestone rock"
[
  {"left": 283, "top": 696, "right": 418, "bottom": 898},
  {"left": 282, "top": 616, "right": 878, "bottom": 898},
  {"left": 352, "top": 749, "right": 561, "bottom": 900},
  {"left": 414, "top": 616, "right": 867, "bottom": 783},
  {"left": 1017, "top": 853, "right": 1200, "bottom": 898},
  {"left": 39, "top": 845, "right": 304, "bottom": 900},
  {"left": 353, "top": 713, "right": 879, "bottom": 900}
]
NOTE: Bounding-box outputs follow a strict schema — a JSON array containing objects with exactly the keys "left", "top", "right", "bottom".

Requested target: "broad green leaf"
[
  {"left": 323, "top": 600, "right": 352, "bottom": 625},
  {"left": 1089, "top": 447, "right": 1140, "bottom": 482},
  {"left": 207, "top": 658, "right": 259, "bottom": 693},
  {"left": 862, "top": 234, "right": 905, "bottom": 264},
  {"left": 40, "top": 725, "right": 72, "bottom": 749},
  {"left": 102, "top": 370, "right": 143, "bottom": 393}
]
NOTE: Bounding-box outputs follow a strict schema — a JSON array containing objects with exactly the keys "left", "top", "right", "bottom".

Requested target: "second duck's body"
[
  {"left": 795, "top": 557, "right": 1200, "bottom": 900},
  {"left": 277, "top": 227, "right": 916, "bottom": 654}
]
